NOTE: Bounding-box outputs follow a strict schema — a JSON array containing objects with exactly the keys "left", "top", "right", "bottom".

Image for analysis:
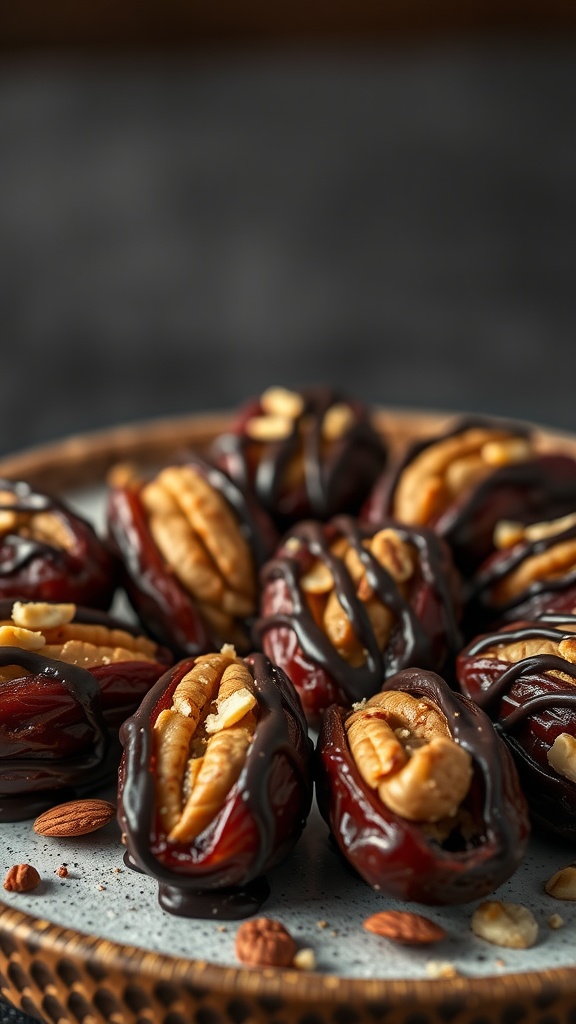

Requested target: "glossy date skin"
[
  {"left": 117, "top": 653, "right": 313, "bottom": 919},
  {"left": 458, "top": 617, "right": 576, "bottom": 838},
  {"left": 316, "top": 668, "right": 530, "bottom": 905},
  {"left": 0, "top": 648, "right": 109, "bottom": 821},
  {"left": 363, "top": 420, "right": 576, "bottom": 577},
  {"left": 257, "top": 517, "right": 461, "bottom": 725},
  {"left": 0, "top": 479, "right": 117, "bottom": 609},
  {"left": 106, "top": 457, "right": 278, "bottom": 658},
  {"left": 212, "top": 387, "right": 388, "bottom": 530}
]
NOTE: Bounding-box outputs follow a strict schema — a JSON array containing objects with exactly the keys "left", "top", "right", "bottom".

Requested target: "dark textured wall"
[{"left": 1, "top": 43, "right": 575, "bottom": 451}]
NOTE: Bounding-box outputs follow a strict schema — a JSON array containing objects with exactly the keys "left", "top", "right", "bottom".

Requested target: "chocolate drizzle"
[
  {"left": 214, "top": 388, "right": 387, "bottom": 523},
  {"left": 256, "top": 517, "right": 460, "bottom": 704},
  {"left": 472, "top": 522, "right": 576, "bottom": 615},
  {"left": 118, "top": 653, "right": 312, "bottom": 919},
  {"left": 0, "top": 480, "right": 63, "bottom": 575},
  {"left": 0, "top": 647, "right": 109, "bottom": 820}
]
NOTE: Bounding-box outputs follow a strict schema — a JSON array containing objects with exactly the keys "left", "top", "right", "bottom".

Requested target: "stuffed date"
[
  {"left": 118, "top": 648, "right": 313, "bottom": 919},
  {"left": 0, "top": 599, "right": 172, "bottom": 729},
  {"left": 107, "top": 457, "right": 277, "bottom": 657},
  {"left": 0, "top": 478, "right": 117, "bottom": 608},
  {"left": 0, "top": 646, "right": 110, "bottom": 821},
  {"left": 257, "top": 516, "right": 461, "bottom": 724},
  {"left": 363, "top": 418, "right": 576, "bottom": 576},
  {"left": 468, "top": 510, "right": 576, "bottom": 627},
  {"left": 458, "top": 614, "right": 576, "bottom": 838},
  {"left": 212, "top": 386, "right": 387, "bottom": 529},
  {"left": 316, "top": 667, "right": 530, "bottom": 904}
]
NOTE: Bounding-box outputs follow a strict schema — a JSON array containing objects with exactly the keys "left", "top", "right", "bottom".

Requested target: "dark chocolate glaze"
[
  {"left": 214, "top": 388, "right": 386, "bottom": 522},
  {"left": 118, "top": 653, "right": 312, "bottom": 919},
  {"left": 0, "top": 646, "right": 109, "bottom": 820},
  {"left": 256, "top": 517, "right": 460, "bottom": 704}
]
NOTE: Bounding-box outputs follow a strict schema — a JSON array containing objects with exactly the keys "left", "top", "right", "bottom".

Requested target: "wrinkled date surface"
[
  {"left": 0, "top": 647, "right": 109, "bottom": 821},
  {"left": 458, "top": 616, "right": 576, "bottom": 838},
  {"left": 0, "top": 479, "right": 117, "bottom": 609},
  {"left": 468, "top": 512, "right": 576, "bottom": 627},
  {"left": 107, "top": 457, "right": 277, "bottom": 658},
  {"left": 316, "top": 668, "right": 530, "bottom": 904},
  {"left": 0, "top": 600, "right": 172, "bottom": 729},
  {"left": 363, "top": 418, "right": 576, "bottom": 576},
  {"left": 257, "top": 516, "right": 461, "bottom": 724},
  {"left": 212, "top": 386, "right": 388, "bottom": 529},
  {"left": 118, "top": 649, "right": 313, "bottom": 919}
]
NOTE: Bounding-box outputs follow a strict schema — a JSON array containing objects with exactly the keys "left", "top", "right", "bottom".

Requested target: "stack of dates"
[{"left": 4, "top": 390, "right": 576, "bottom": 916}]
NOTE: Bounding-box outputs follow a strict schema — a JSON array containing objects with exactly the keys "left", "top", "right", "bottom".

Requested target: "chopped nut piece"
[
  {"left": 547, "top": 733, "right": 576, "bottom": 783},
  {"left": 292, "top": 948, "right": 316, "bottom": 971},
  {"left": 545, "top": 865, "right": 576, "bottom": 900},
  {"left": 260, "top": 386, "right": 305, "bottom": 420},
  {"left": 321, "top": 403, "right": 355, "bottom": 442},
  {"left": 471, "top": 901, "right": 538, "bottom": 949},
  {"left": 55, "top": 866, "right": 69, "bottom": 878},
  {"left": 245, "top": 415, "right": 294, "bottom": 441},
  {"left": 0, "top": 625, "right": 45, "bottom": 651},
  {"left": 425, "top": 961, "right": 460, "bottom": 979},
  {"left": 548, "top": 914, "right": 565, "bottom": 929},
  {"left": 4, "top": 864, "right": 41, "bottom": 892},
  {"left": 235, "top": 917, "right": 297, "bottom": 967},
  {"left": 12, "top": 601, "right": 76, "bottom": 630}
]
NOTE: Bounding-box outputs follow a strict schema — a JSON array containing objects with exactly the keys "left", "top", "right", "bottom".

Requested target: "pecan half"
[{"left": 153, "top": 647, "right": 257, "bottom": 843}]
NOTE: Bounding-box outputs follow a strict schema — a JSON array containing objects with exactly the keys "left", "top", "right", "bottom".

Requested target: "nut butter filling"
[
  {"left": 345, "top": 690, "right": 473, "bottom": 825},
  {"left": 257, "top": 517, "right": 459, "bottom": 704}
]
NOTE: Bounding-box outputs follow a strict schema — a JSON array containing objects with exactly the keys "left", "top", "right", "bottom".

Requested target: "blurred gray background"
[{"left": 1, "top": 38, "right": 575, "bottom": 461}]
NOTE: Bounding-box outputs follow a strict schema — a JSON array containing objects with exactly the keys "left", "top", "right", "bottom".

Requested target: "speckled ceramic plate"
[{"left": 1, "top": 409, "right": 576, "bottom": 1024}]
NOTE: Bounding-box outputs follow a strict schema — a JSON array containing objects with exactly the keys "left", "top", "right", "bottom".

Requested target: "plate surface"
[{"left": 1, "top": 409, "right": 576, "bottom": 1024}]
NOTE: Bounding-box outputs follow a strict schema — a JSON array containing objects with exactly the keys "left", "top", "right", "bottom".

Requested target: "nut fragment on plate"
[
  {"left": 33, "top": 798, "right": 116, "bottom": 837},
  {"left": 471, "top": 901, "right": 539, "bottom": 949},
  {"left": 545, "top": 865, "right": 576, "bottom": 900},
  {"left": 3, "top": 864, "right": 41, "bottom": 892},
  {"left": 363, "top": 910, "right": 446, "bottom": 945},
  {"left": 235, "top": 917, "right": 298, "bottom": 967}
]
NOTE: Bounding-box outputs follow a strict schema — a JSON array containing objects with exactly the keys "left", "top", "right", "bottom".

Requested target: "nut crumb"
[
  {"left": 55, "top": 866, "right": 68, "bottom": 878},
  {"left": 216, "top": 925, "right": 228, "bottom": 933},
  {"left": 426, "top": 961, "right": 459, "bottom": 979},
  {"left": 548, "top": 914, "right": 565, "bottom": 930},
  {"left": 293, "top": 948, "right": 316, "bottom": 971},
  {"left": 97, "top": 885, "right": 106, "bottom": 891},
  {"left": 316, "top": 920, "right": 328, "bottom": 929}
]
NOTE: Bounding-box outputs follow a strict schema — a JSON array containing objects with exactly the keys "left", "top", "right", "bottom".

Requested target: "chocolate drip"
[
  {"left": 0, "top": 647, "right": 109, "bottom": 818},
  {"left": 119, "top": 653, "right": 312, "bottom": 918},
  {"left": 216, "top": 388, "right": 385, "bottom": 521},
  {"left": 257, "top": 517, "right": 459, "bottom": 704}
]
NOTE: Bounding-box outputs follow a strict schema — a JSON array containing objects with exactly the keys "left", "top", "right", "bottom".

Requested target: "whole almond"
[
  {"left": 33, "top": 799, "right": 116, "bottom": 837},
  {"left": 4, "top": 864, "right": 41, "bottom": 893},
  {"left": 363, "top": 910, "right": 446, "bottom": 945}
]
